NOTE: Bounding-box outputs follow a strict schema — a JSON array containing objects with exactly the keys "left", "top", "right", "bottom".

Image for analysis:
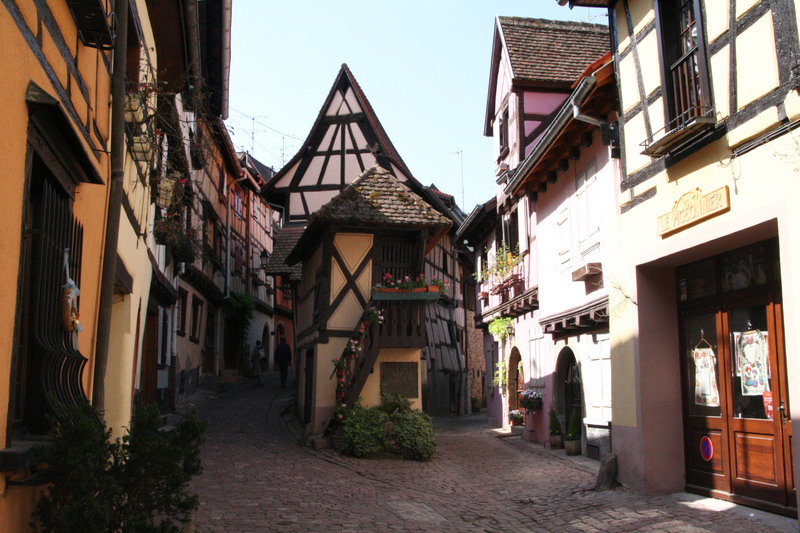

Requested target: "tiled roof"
[
  {"left": 264, "top": 224, "right": 305, "bottom": 280},
  {"left": 314, "top": 166, "right": 451, "bottom": 228},
  {"left": 498, "top": 17, "right": 609, "bottom": 85}
]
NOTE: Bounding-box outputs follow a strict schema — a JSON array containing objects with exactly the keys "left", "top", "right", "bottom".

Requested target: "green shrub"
[
  {"left": 379, "top": 393, "right": 412, "bottom": 415},
  {"left": 387, "top": 410, "right": 437, "bottom": 461},
  {"left": 548, "top": 405, "right": 562, "bottom": 436},
  {"left": 566, "top": 409, "right": 581, "bottom": 441},
  {"left": 33, "top": 403, "right": 206, "bottom": 533},
  {"left": 339, "top": 405, "right": 387, "bottom": 458}
]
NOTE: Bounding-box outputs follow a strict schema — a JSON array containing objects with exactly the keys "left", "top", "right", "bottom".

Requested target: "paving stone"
[{"left": 187, "top": 371, "right": 798, "bottom": 532}]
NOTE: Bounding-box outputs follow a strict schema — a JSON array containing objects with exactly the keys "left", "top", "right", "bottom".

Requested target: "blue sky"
[{"left": 226, "top": 1, "right": 608, "bottom": 212}]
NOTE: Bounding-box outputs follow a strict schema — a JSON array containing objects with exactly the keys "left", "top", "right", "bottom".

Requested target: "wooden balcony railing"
[{"left": 334, "top": 297, "right": 431, "bottom": 407}]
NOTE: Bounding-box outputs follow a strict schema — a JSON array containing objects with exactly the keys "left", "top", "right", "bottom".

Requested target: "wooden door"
[
  {"left": 683, "top": 296, "right": 794, "bottom": 515},
  {"left": 722, "top": 297, "right": 793, "bottom": 510}
]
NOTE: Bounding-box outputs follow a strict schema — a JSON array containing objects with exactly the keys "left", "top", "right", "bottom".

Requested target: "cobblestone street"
[{"left": 189, "top": 374, "right": 797, "bottom": 533}]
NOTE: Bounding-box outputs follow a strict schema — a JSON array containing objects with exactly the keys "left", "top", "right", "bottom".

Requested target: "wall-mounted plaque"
[
  {"left": 380, "top": 362, "right": 418, "bottom": 398},
  {"left": 658, "top": 186, "right": 730, "bottom": 237}
]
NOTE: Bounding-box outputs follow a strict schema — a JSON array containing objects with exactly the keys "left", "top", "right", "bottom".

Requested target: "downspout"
[
  {"left": 183, "top": 0, "right": 203, "bottom": 97},
  {"left": 93, "top": 1, "right": 128, "bottom": 417}
]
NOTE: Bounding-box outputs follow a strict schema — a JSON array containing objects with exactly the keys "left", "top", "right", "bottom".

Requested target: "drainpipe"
[{"left": 93, "top": 1, "right": 128, "bottom": 418}]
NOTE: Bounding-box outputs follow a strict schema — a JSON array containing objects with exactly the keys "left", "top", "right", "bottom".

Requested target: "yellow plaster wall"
[
  {"left": 736, "top": 0, "right": 761, "bottom": 19},
  {"left": 638, "top": 32, "right": 661, "bottom": 98},
  {"left": 360, "top": 348, "right": 423, "bottom": 411},
  {"left": 615, "top": 3, "right": 631, "bottom": 52},
  {"left": 311, "top": 337, "right": 346, "bottom": 433},
  {"left": 617, "top": 53, "right": 641, "bottom": 113},
  {"left": 710, "top": 45, "right": 731, "bottom": 121},
  {"left": 621, "top": 110, "right": 652, "bottom": 174},
  {"left": 328, "top": 233, "right": 373, "bottom": 329},
  {"left": 105, "top": 197, "right": 154, "bottom": 436},
  {"left": 706, "top": 1, "right": 729, "bottom": 42},
  {"left": 735, "top": 13, "right": 779, "bottom": 110},
  {"left": 726, "top": 107, "right": 781, "bottom": 148},
  {"left": 629, "top": 2, "right": 654, "bottom": 40}
]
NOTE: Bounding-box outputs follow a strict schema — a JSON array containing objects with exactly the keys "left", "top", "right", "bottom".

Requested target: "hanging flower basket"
[{"left": 171, "top": 237, "right": 196, "bottom": 263}]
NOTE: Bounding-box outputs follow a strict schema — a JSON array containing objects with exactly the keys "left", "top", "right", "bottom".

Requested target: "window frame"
[
  {"left": 190, "top": 295, "right": 203, "bottom": 343},
  {"left": 498, "top": 106, "right": 510, "bottom": 159},
  {"left": 177, "top": 288, "right": 188, "bottom": 336},
  {"left": 653, "top": 0, "right": 714, "bottom": 134}
]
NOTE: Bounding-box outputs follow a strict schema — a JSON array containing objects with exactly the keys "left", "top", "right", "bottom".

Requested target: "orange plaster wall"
[{"left": 0, "top": 2, "right": 112, "bottom": 528}]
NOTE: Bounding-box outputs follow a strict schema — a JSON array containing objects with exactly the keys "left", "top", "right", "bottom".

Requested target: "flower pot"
[
  {"left": 564, "top": 439, "right": 581, "bottom": 456},
  {"left": 412, "top": 287, "right": 427, "bottom": 292},
  {"left": 549, "top": 433, "right": 563, "bottom": 449},
  {"left": 510, "top": 418, "right": 522, "bottom": 426},
  {"left": 479, "top": 291, "right": 489, "bottom": 299},
  {"left": 427, "top": 285, "right": 440, "bottom": 293}
]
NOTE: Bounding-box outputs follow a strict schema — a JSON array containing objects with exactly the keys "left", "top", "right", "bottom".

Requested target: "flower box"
[{"left": 372, "top": 290, "right": 440, "bottom": 301}]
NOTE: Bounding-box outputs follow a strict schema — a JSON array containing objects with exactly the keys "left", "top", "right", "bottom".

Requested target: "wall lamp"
[{"left": 249, "top": 249, "right": 271, "bottom": 273}]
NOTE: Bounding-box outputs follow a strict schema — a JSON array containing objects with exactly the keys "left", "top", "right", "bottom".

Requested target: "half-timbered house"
[
  {"left": 461, "top": 17, "right": 611, "bottom": 445},
  {"left": 561, "top": 0, "right": 800, "bottom": 517},
  {"left": 263, "top": 64, "right": 469, "bottom": 422},
  {"left": 286, "top": 166, "right": 451, "bottom": 434}
]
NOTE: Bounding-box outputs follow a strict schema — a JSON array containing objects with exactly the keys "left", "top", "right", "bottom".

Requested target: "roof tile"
[
  {"left": 314, "top": 166, "right": 451, "bottom": 228},
  {"left": 499, "top": 17, "right": 609, "bottom": 85}
]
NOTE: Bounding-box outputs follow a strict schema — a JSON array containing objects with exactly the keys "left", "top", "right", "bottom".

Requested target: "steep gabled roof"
[
  {"left": 263, "top": 64, "right": 419, "bottom": 194},
  {"left": 287, "top": 166, "right": 451, "bottom": 265},
  {"left": 500, "top": 17, "right": 608, "bottom": 84},
  {"left": 484, "top": 17, "right": 609, "bottom": 135}
]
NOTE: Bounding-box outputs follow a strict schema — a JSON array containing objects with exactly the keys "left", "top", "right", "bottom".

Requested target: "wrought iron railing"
[{"left": 17, "top": 177, "right": 91, "bottom": 432}]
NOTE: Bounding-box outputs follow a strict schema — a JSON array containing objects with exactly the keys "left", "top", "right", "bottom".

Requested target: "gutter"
[
  {"left": 93, "top": 1, "right": 128, "bottom": 417},
  {"left": 503, "top": 75, "right": 596, "bottom": 196}
]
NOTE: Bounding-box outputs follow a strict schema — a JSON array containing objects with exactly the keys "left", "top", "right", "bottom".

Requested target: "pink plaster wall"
[
  {"left": 622, "top": 265, "right": 684, "bottom": 493},
  {"left": 523, "top": 91, "right": 568, "bottom": 115},
  {"left": 533, "top": 131, "right": 614, "bottom": 320}
]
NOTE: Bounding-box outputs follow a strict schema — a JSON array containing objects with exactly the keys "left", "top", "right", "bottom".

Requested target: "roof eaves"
[{"left": 504, "top": 75, "right": 597, "bottom": 196}]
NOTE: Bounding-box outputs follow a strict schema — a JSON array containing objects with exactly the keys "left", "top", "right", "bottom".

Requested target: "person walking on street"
[
  {"left": 251, "top": 340, "right": 266, "bottom": 387},
  {"left": 274, "top": 337, "right": 292, "bottom": 388}
]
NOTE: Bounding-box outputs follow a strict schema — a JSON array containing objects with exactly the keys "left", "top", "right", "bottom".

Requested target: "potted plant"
[
  {"left": 548, "top": 406, "right": 563, "bottom": 449},
  {"left": 564, "top": 409, "right": 582, "bottom": 456},
  {"left": 519, "top": 389, "right": 543, "bottom": 412},
  {"left": 508, "top": 409, "right": 524, "bottom": 426}
]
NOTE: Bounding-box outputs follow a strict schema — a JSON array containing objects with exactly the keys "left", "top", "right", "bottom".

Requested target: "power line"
[{"left": 228, "top": 106, "right": 305, "bottom": 141}]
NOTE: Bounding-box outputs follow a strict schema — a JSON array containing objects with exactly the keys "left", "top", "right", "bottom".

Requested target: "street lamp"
[{"left": 249, "top": 249, "right": 270, "bottom": 273}]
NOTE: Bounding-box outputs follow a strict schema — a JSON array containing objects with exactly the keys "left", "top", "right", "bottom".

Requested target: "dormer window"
[{"left": 643, "top": 0, "right": 715, "bottom": 156}]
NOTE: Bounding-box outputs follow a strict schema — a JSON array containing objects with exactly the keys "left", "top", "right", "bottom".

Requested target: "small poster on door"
[
  {"left": 692, "top": 347, "right": 720, "bottom": 407},
  {"left": 763, "top": 390, "right": 774, "bottom": 420},
  {"left": 734, "top": 330, "right": 770, "bottom": 396}
]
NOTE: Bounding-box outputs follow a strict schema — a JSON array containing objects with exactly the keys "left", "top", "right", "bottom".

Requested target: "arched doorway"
[
  {"left": 555, "top": 347, "right": 582, "bottom": 430},
  {"left": 508, "top": 347, "right": 524, "bottom": 411}
]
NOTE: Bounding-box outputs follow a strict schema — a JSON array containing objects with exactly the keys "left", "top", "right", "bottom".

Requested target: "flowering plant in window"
[
  {"left": 508, "top": 409, "right": 524, "bottom": 423},
  {"left": 373, "top": 273, "right": 448, "bottom": 294},
  {"left": 519, "top": 389, "right": 543, "bottom": 411},
  {"left": 473, "top": 242, "right": 523, "bottom": 284}
]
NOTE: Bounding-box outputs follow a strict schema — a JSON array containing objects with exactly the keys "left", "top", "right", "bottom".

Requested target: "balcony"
[
  {"left": 641, "top": 49, "right": 715, "bottom": 157},
  {"left": 334, "top": 297, "right": 433, "bottom": 406}
]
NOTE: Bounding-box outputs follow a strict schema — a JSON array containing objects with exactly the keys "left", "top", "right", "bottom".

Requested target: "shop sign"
[{"left": 658, "top": 186, "right": 730, "bottom": 237}]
